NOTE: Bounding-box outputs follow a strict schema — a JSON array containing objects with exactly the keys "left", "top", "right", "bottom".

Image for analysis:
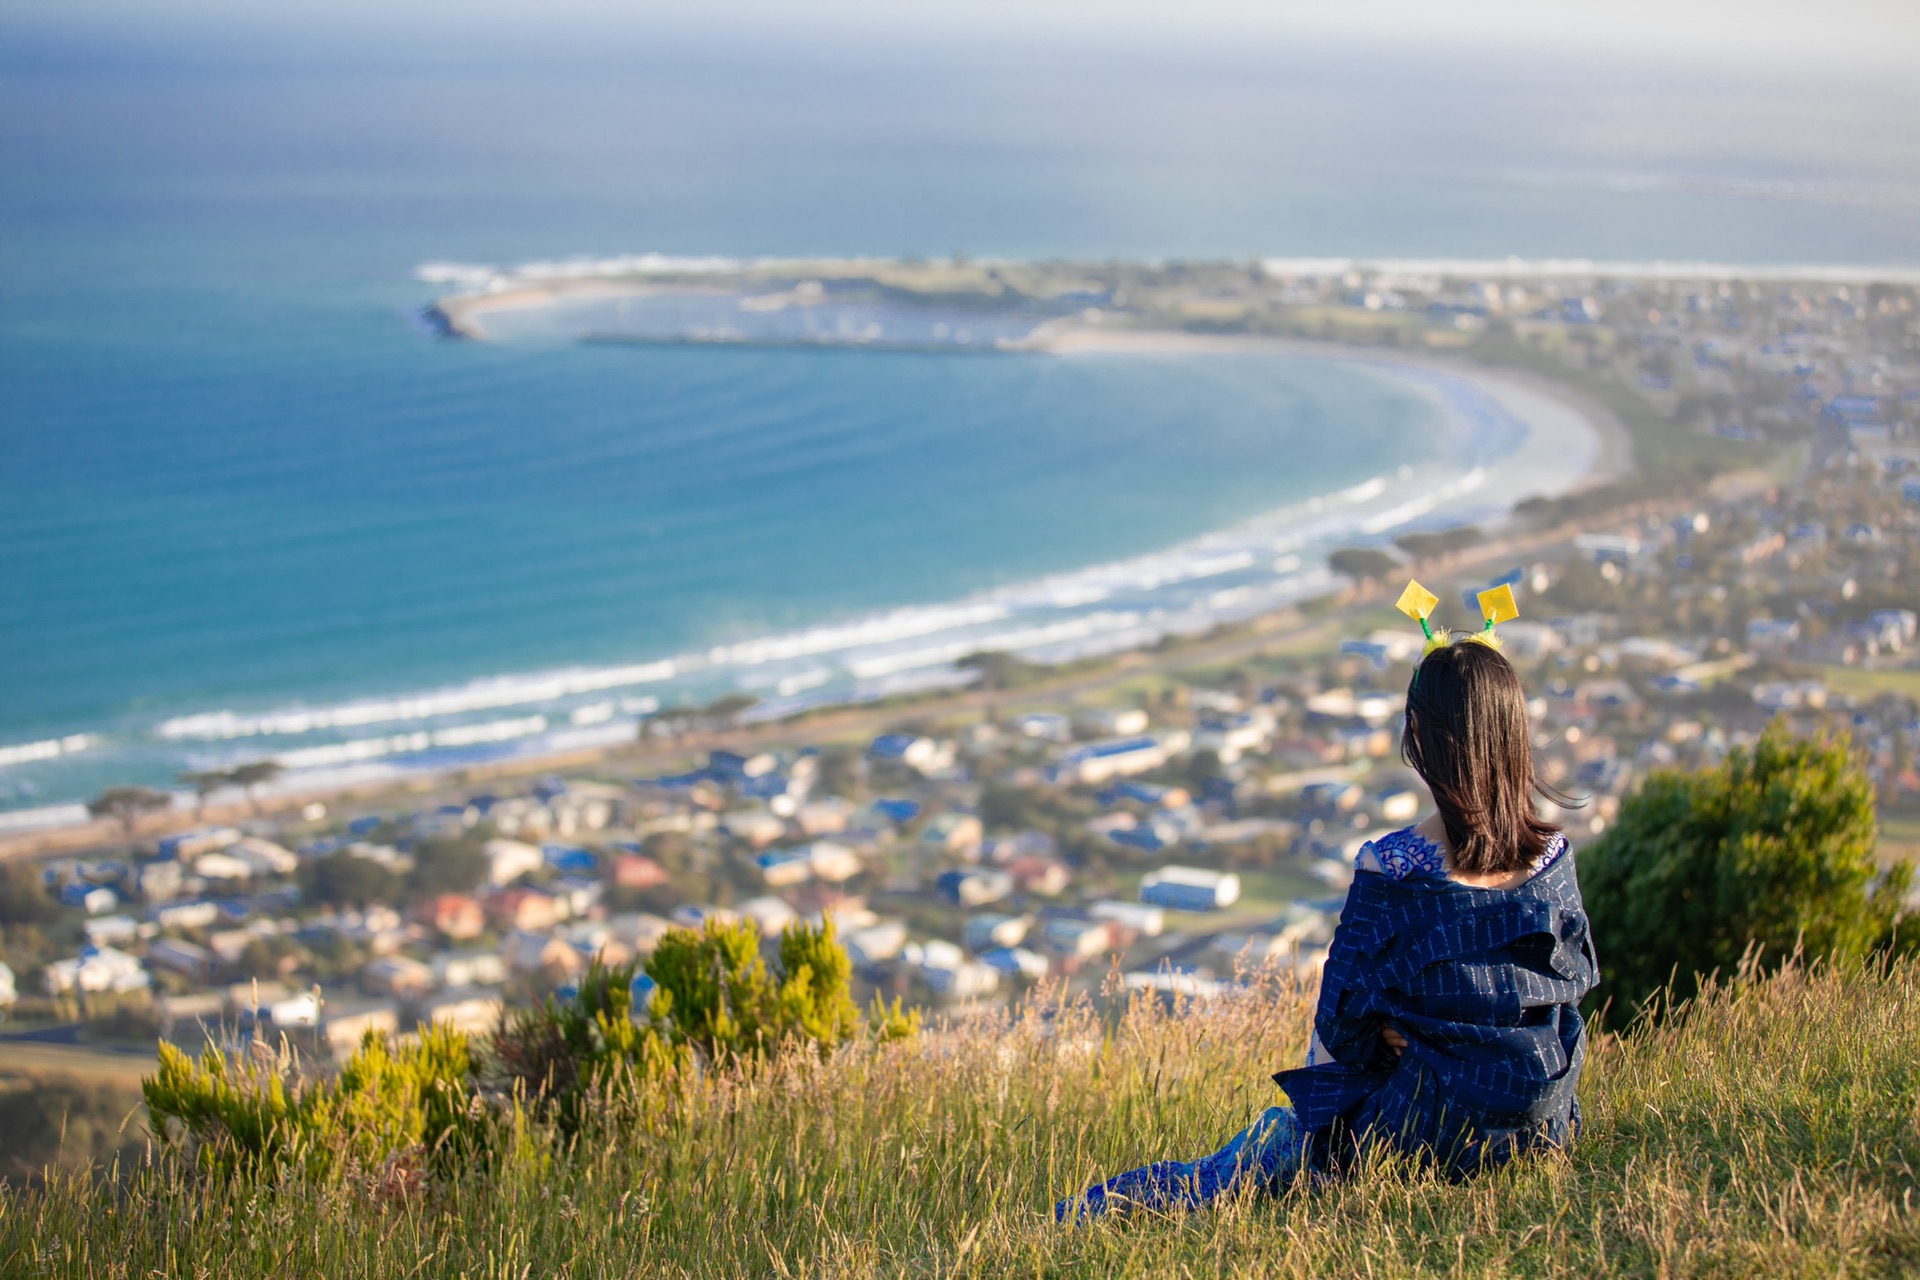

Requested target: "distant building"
[
  {"left": 919, "top": 813, "right": 984, "bottom": 857},
  {"left": 416, "top": 893, "right": 486, "bottom": 941},
  {"left": 613, "top": 853, "right": 671, "bottom": 890},
  {"left": 43, "top": 944, "right": 149, "bottom": 996},
  {"left": 321, "top": 999, "right": 400, "bottom": 1057},
  {"left": 361, "top": 955, "right": 434, "bottom": 998},
  {"left": 483, "top": 839, "right": 544, "bottom": 887},
  {"left": 1140, "top": 867, "right": 1241, "bottom": 912},
  {"left": 147, "top": 938, "right": 217, "bottom": 982},
  {"left": 935, "top": 868, "right": 1013, "bottom": 908},
  {"left": 487, "top": 887, "right": 564, "bottom": 932},
  {"left": 416, "top": 988, "right": 503, "bottom": 1036},
  {"left": 1052, "top": 732, "right": 1190, "bottom": 786}
]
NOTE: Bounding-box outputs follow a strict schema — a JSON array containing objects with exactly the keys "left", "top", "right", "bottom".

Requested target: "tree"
[
  {"left": 299, "top": 851, "right": 402, "bottom": 910},
  {"left": 404, "top": 835, "right": 490, "bottom": 901},
  {"left": 0, "top": 863, "right": 59, "bottom": 926},
  {"left": 228, "top": 761, "right": 284, "bottom": 816},
  {"left": 177, "top": 769, "right": 231, "bottom": 820},
  {"left": 1579, "top": 722, "right": 1909, "bottom": 1015},
  {"left": 1328, "top": 547, "right": 1399, "bottom": 583},
  {"left": 87, "top": 786, "right": 172, "bottom": 839}
]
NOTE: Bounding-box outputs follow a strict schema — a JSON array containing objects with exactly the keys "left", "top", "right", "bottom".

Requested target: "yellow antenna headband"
[{"left": 1395, "top": 578, "right": 1519, "bottom": 660}]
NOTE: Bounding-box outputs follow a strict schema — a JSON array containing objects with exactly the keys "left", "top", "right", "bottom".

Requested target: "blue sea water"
[{"left": 3, "top": 13, "right": 1919, "bottom": 810}]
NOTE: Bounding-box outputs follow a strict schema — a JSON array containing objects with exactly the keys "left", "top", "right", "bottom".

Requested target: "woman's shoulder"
[
  {"left": 1354, "top": 825, "right": 1448, "bottom": 881},
  {"left": 1355, "top": 825, "right": 1572, "bottom": 885}
]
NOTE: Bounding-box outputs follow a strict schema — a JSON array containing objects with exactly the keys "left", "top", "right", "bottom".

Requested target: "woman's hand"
[{"left": 1381, "top": 1026, "right": 1409, "bottom": 1056}]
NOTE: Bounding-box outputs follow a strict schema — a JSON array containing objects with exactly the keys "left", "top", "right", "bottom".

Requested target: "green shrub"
[
  {"left": 1579, "top": 721, "right": 1910, "bottom": 1013},
  {"left": 143, "top": 1022, "right": 483, "bottom": 1179},
  {"left": 490, "top": 957, "right": 684, "bottom": 1135},
  {"left": 143, "top": 918, "right": 907, "bottom": 1180},
  {"left": 647, "top": 916, "right": 862, "bottom": 1058}
]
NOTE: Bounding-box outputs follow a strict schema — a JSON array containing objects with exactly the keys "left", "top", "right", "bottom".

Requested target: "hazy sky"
[{"left": 8, "top": 0, "right": 1918, "bottom": 72}]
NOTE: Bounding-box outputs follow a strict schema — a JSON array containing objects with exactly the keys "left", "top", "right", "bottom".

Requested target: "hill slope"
[{"left": 6, "top": 960, "right": 1918, "bottom": 1278}]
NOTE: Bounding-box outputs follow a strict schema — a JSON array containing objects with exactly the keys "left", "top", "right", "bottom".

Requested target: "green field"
[{"left": 7, "top": 960, "right": 1917, "bottom": 1278}]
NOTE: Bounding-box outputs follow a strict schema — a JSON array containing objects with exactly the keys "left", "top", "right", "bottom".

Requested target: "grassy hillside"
[{"left": 4, "top": 960, "right": 1918, "bottom": 1278}]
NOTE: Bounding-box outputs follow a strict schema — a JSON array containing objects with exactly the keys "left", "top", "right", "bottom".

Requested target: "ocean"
[{"left": 3, "top": 14, "right": 1918, "bottom": 815}]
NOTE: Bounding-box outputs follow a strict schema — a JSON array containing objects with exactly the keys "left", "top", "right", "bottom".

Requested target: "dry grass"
[{"left": 4, "top": 960, "right": 1918, "bottom": 1278}]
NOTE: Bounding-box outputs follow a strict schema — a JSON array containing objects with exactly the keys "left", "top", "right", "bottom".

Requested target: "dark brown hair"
[{"left": 1401, "top": 639, "right": 1562, "bottom": 876}]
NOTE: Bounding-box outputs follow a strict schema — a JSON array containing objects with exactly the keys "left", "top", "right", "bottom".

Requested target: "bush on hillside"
[
  {"left": 644, "top": 916, "right": 912, "bottom": 1059},
  {"left": 142, "top": 1021, "right": 482, "bottom": 1180},
  {"left": 489, "top": 957, "right": 685, "bottom": 1135},
  {"left": 142, "top": 916, "right": 913, "bottom": 1176},
  {"left": 1579, "top": 721, "right": 1912, "bottom": 1013}
]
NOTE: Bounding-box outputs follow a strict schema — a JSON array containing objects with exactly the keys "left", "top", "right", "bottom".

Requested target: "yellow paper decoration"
[
  {"left": 1395, "top": 580, "right": 1440, "bottom": 622},
  {"left": 1476, "top": 583, "right": 1520, "bottom": 627}
]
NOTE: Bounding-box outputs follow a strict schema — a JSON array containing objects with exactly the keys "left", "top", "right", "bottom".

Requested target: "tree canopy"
[{"left": 1578, "top": 721, "right": 1910, "bottom": 1014}]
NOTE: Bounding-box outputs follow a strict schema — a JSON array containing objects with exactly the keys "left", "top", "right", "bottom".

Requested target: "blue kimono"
[{"left": 1058, "top": 833, "right": 1599, "bottom": 1219}]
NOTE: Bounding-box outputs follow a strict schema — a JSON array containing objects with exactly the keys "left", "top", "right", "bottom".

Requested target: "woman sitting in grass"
[{"left": 1059, "top": 637, "right": 1600, "bottom": 1219}]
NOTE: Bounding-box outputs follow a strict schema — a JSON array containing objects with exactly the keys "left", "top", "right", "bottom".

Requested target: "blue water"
[{"left": 3, "top": 13, "right": 1919, "bottom": 808}]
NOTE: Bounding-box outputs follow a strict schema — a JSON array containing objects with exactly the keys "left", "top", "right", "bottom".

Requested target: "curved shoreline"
[
  {"left": 0, "top": 323, "right": 1626, "bottom": 834},
  {"left": 1039, "top": 328, "right": 1634, "bottom": 490}
]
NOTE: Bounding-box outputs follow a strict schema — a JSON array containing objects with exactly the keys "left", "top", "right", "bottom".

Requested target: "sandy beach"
[{"left": 1041, "top": 328, "right": 1635, "bottom": 493}]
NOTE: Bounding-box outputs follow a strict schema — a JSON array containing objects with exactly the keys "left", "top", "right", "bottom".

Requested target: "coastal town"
[{"left": 3, "top": 258, "right": 1917, "bottom": 1070}]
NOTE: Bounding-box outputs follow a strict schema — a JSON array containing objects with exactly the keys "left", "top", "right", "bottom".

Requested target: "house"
[
  {"left": 486, "top": 886, "right": 565, "bottom": 932},
  {"left": 416, "top": 893, "right": 486, "bottom": 941},
  {"left": 157, "top": 827, "right": 242, "bottom": 860},
  {"left": 737, "top": 895, "right": 799, "bottom": 936},
  {"left": 977, "top": 947, "right": 1049, "bottom": 980},
  {"left": 1005, "top": 856, "right": 1071, "bottom": 896},
  {"left": 935, "top": 868, "right": 1013, "bottom": 908},
  {"left": 416, "top": 987, "right": 503, "bottom": 1036},
  {"left": 867, "top": 734, "right": 950, "bottom": 773},
  {"left": 1193, "top": 711, "right": 1275, "bottom": 762},
  {"left": 1040, "top": 916, "right": 1118, "bottom": 959},
  {"left": 843, "top": 921, "right": 908, "bottom": 968},
  {"left": 267, "top": 991, "right": 321, "bottom": 1027},
  {"left": 542, "top": 844, "right": 598, "bottom": 876},
  {"left": 919, "top": 813, "right": 983, "bottom": 857},
  {"left": 552, "top": 875, "right": 602, "bottom": 918},
  {"left": 82, "top": 915, "right": 140, "bottom": 947},
  {"left": 135, "top": 859, "right": 186, "bottom": 903},
  {"left": 146, "top": 938, "right": 217, "bottom": 982},
  {"left": 756, "top": 846, "right": 816, "bottom": 887},
  {"left": 1051, "top": 732, "right": 1190, "bottom": 785},
  {"left": 60, "top": 883, "right": 119, "bottom": 915},
  {"left": 483, "top": 838, "right": 544, "bottom": 886},
  {"left": 1074, "top": 707, "right": 1149, "bottom": 738},
  {"left": 1374, "top": 789, "right": 1422, "bottom": 823},
  {"left": 964, "top": 913, "right": 1030, "bottom": 952},
  {"left": 1140, "top": 867, "right": 1241, "bottom": 912},
  {"left": 191, "top": 852, "right": 253, "bottom": 883},
  {"left": 922, "top": 959, "right": 999, "bottom": 998},
  {"left": 720, "top": 809, "right": 787, "bottom": 847},
  {"left": 865, "top": 797, "right": 921, "bottom": 826},
  {"left": 503, "top": 929, "right": 582, "bottom": 977},
  {"left": 607, "top": 912, "right": 673, "bottom": 954},
  {"left": 1014, "top": 712, "right": 1073, "bottom": 742},
  {"left": 361, "top": 955, "right": 434, "bottom": 998},
  {"left": 1089, "top": 901, "right": 1165, "bottom": 937},
  {"left": 43, "top": 944, "right": 149, "bottom": 995},
  {"left": 612, "top": 853, "right": 670, "bottom": 890},
  {"left": 433, "top": 947, "right": 508, "bottom": 989},
  {"left": 1210, "top": 903, "right": 1333, "bottom": 963},
  {"left": 1745, "top": 617, "right": 1802, "bottom": 652},
  {"left": 321, "top": 999, "right": 400, "bottom": 1056},
  {"left": 225, "top": 837, "right": 299, "bottom": 877},
  {"left": 793, "top": 797, "right": 852, "bottom": 835},
  {"left": 803, "top": 840, "right": 862, "bottom": 884}
]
